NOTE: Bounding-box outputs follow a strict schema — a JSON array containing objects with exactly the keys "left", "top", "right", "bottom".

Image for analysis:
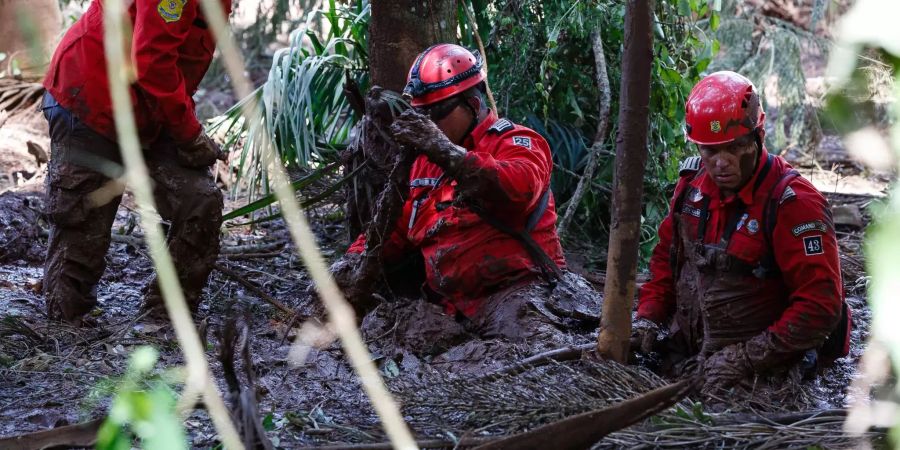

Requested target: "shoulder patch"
[
  {"left": 488, "top": 118, "right": 515, "bottom": 134},
  {"left": 512, "top": 136, "right": 532, "bottom": 149},
  {"left": 803, "top": 235, "right": 824, "bottom": 256},
  {"left": 791, "top": 220, "right": 827, "bottom": 236},
  {"left": 158, "top": 0, "right": 187, "bottom": 23},
  {"left": 678, "top": 156, "right": 702, "bottom": 176},
  {"left": 780, "top": 185, "right": 797, "bottom": 205}
]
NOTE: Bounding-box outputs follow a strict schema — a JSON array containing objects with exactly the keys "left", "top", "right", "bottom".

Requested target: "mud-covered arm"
[
  {"left": 390, "top": 110, "right": 550, "bottom": 216},
  {"left": 636, "top": 179, "right": 686, "bottom": 324},
  {"left": 133, "top": 0, "right": 202, "bottom": 143},
  {"left": 744, "top": 181, "right": 843, "bottom": 372},
  {"left": 346, "top": 193, "right": 416, "bottom": 262}
]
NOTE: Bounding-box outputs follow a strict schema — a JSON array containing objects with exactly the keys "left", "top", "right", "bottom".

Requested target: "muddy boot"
[
  {"left": 139, "top": 135, "right": 224, "bottom": 317},
  {"left": 41, "top": 93, "right": 124, "bottom": 326}
]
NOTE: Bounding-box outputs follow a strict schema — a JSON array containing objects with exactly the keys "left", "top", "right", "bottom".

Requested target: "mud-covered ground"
[{"left": 0, "top": 121, "right": 884, "bottom": 448}]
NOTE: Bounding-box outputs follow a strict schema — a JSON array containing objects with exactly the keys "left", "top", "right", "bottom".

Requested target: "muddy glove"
[
  {"left": 630, "top": 317, "right": 661, "bottom": 354},
  {"left": 702, "top": 342, "right": 754, "bottom": 394},
  {"left": 177, "top": 132, "right": 227, "bottom": 169},
  {"left": 328, "top": 252, "right": 362, "bottom": 294},
  {"left": 390, "top": 109, "right": 466, "bottom": 175}
]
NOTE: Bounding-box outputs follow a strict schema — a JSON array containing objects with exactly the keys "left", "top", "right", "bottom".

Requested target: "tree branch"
[{"left": 558, "top": 29, "right": 612, "bottom": 237}]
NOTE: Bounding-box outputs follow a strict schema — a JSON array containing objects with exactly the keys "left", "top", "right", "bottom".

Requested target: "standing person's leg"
[
  {"left": 42, "top": 93, "right": 124, "bottom": 325},
  {"left": 140, "top": 135, "right": 223, "bottom": 315}
]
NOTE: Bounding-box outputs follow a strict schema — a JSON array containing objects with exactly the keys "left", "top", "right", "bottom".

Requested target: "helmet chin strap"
[{"left": 461, "top": 101, "right": 479, "bottom": 140}]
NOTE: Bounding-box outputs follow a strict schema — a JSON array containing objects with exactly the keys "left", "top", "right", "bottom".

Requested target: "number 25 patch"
[
  {"left": 512, "top": 136, "right": 532, "bottom": 149},
  {"left": 803, "top": 235, "right": 823, "bottom": 255}
]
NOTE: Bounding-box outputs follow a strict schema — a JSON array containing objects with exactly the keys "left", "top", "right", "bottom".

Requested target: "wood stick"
[
  {"left": 214, "top": 263, "right": 294, "bottom": 316},
  {"left": 480, "top": 343, "right": 595, "bottom": 379},
  {"left": 472, "top": 378, "right": 697, "bottom": 450},
  {"left": 0, "top": 418, "right": 104, "bottom": 450}
]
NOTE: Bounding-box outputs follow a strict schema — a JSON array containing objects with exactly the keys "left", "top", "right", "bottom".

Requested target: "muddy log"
[
  {"left": 596, "top": 0, "right": 654, "bottom": 362},
  {"left": 341, "top": 88, "right": 417, "bottom": 309}
]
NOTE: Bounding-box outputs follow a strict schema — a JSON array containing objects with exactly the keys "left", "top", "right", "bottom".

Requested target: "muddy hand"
[
  {"left": 390, "top": 109, "right": 466, "bottom": 175},
  {"left": 177, "top": 132, "right": 227, "bottom": 169},
  {"left": 630, "top": 317, "right": 660, "bottom": 354},
  {"left": 701, "top": 343, "right": 753, "bottom": 395}
]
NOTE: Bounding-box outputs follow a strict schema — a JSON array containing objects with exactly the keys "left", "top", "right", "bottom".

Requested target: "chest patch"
[
  {"left": 803, "top": 235, "right": 824, "bottom": 255},
  {"left": 681, "top": 203, "right": 703, "bottom": 218},
  {"left": 792, "top": 220, "right": 827, "bottom": 236},
  {"left": 512, "top": 136, "right": 532, "bottom": 149},
  {"left": 158, "top": 0, "right": 187, "bottom": 23}
]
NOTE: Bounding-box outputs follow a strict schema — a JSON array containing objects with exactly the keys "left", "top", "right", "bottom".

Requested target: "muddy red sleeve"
[
  {"left": 765, "top": 180, "right": 843, "bottom": 354},
  {"left": 637, "top": 179, "right": 684, "bottom": 324},
  {"left": 456, "top": 130, "right": 552, "bottom": 217},
  {"left": 133, "top": 0, "right": 202, "bottom": 143},
  {"left": 346, "top": 194, "right": 415, "bottom": 261}
]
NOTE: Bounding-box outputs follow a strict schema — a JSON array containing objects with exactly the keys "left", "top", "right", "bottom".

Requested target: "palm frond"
[{"left": 211, "top": 1, "right": 370, "bottom": 210}]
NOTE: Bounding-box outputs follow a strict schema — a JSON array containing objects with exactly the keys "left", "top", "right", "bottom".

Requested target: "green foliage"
[
  {"left": 94, "top": 347, "right": 187, "bottom": 450},
  {"left": 478, "top": 0, "right": 717, "bottom": 266},
  {"left": 211, "top": 0, "right": 369, "bottom": 204}
]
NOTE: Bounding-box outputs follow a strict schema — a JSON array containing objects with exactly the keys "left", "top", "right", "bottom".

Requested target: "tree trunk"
[
  {"left": 596, "top": 0, "right": 654, "bottom": 362},
  {"left": 345, "top": 1, "right": 457, "bottom": 239},
  {"left": 369, "top": 0, "right": 457, "bottom": 92}
]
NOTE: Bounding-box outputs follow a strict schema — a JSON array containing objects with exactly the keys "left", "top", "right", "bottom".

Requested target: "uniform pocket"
[{"left": 46, "top": 162, "right": 104, "bottom": 227}]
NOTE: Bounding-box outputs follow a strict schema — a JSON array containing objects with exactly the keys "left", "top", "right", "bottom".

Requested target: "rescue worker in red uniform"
[
  {"left": 632, "top": 71, "right": 850, "bottom": 399},
  {"left": 41, "top": 0, "right": 233, "bottom": 326},
  {"left": 332, "top": 44, "right": 599, "bottom": 342}
]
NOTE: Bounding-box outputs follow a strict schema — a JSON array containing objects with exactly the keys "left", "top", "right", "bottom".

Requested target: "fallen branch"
[
  {"left": 296, "top": 437, "right": 492, "bottom": 450},
  {"left": 712, "top": 408, "right": 847, "bottom": 426},
  {"left": 0, "top": 417, "right": 104, "bottom": 450},
  {"left": 214, "top": 263, "right": 295, "bottom": 316},
  {"left": 558, "top": 29, "right": 612, "bottom": 237},
  {"left": 472, "top": 377, "right": 697, "bottom": 450},
  {"left": 480, "top": 343, "right": 595, "bottom": 379}
]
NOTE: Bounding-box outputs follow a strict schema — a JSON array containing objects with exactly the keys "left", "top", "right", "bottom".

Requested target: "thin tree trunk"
[
  {"left": 558, "top": 29, "right": 611, "bottom": 237},
  {"left": 596, "top": 0, "right": 654, "bottom": 362}
]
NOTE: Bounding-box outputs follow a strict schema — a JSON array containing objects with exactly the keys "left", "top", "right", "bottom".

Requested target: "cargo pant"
[{"left": 41, "top": 93, "right": 223, "bottom": 322}]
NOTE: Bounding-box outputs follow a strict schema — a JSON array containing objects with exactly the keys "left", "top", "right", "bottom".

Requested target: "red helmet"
[
  {"left": 684, "top": 71, "right": 765, "bottom": 146},
  {"left": 403, "top": 44, "right": 486, "bottom": 107}
]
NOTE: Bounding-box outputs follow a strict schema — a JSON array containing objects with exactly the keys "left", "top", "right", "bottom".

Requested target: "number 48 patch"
[{"left": 803, "top": 235, "right": 823, "bottom": 255}]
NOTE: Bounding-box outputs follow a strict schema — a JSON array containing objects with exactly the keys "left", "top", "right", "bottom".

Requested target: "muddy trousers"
[{"left": 41, "top": 93, "right": 223, "bottom": 321}]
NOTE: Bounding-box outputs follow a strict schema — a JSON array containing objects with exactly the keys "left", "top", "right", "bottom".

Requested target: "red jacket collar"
[
  {"left": 696, "top": 147, "right": 770, "bottom": 205},
  {"left": 462, "top": 110, "right": 499, "bottom": 150}
]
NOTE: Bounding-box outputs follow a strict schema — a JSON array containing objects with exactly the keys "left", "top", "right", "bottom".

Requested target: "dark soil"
[{"left": 0, "top": 172, "right": 880, "bottom": 448}]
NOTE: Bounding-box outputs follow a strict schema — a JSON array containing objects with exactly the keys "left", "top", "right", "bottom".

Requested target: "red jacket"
[
  {"left": 43, "top": 0, "right": 231, "bottom": 144},
  {"left": 349, "top": 112, "right": 566, "bottom": 317},
  {"left": 638, "top": 148, "right": 844, "bottom": 355}
]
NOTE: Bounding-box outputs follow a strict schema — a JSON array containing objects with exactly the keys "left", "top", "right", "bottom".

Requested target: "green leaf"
[
  {"left": 677, "top": 0, "right": 691, "bottom": 16},
  {"left": 222, "top": 162, "right": 340, "bottom": 221},
  {"left": 263, "top": 413, "right": 276, "bottom": 431},
  {"left": 710, "top": 11, "right": 720, "bottom": 31}
]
